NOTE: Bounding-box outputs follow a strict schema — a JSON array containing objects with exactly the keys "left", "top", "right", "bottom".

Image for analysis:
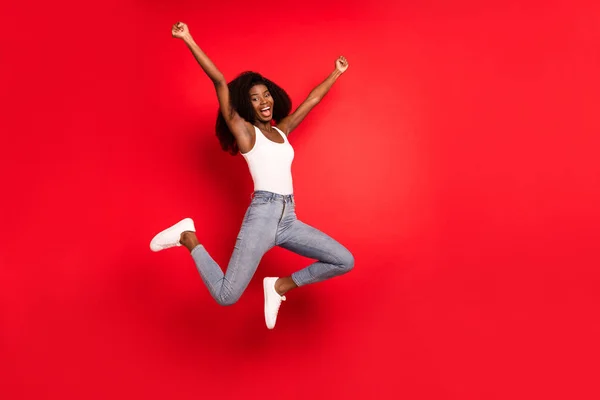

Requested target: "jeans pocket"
[{"left": 251, "top": 197, "right": 272, "bottom": 207}]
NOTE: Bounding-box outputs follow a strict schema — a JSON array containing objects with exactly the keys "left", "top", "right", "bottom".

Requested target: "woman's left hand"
[{"left": 335, "top": 56, "right": 349, "bottom": 73}]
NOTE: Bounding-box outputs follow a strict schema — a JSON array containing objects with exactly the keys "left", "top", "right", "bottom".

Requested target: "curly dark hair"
[{"left": 216, "top": 71, "right": 292, "bottom": 155}]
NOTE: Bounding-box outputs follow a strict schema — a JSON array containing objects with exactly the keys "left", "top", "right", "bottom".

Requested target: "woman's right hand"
[{"left": 171, "top": 22, "right": 190, "bottom": 39}]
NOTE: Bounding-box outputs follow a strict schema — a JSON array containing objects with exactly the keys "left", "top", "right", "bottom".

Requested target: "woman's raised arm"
[
  {"left": 172, "top": 22, "right": 249, "bottom": 140},
  {"left": 277, "top": 56, "right": 349, "bottom": 136}
]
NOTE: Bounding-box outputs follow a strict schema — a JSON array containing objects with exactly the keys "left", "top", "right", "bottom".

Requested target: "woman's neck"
[{"left": 254, "top": 121, "right": 272, "bottom": 131}]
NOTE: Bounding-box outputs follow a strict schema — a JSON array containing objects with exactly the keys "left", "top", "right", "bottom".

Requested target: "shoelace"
[{"left": 270, "top": 295, "right": 286, "bottom": 317}]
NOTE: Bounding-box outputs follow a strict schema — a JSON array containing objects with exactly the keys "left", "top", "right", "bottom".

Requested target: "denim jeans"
[{"left": 190, "top": 190, "right": 355, "bottom": 306}]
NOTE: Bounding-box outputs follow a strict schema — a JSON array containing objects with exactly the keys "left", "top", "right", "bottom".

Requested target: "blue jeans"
[{"left": 190, "top": 190, "right": 355, "bottom": 306}]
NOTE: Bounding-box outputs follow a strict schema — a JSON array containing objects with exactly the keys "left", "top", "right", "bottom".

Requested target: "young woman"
[{"left": 150, "top": 22, "right": 354, "bottom": 329}]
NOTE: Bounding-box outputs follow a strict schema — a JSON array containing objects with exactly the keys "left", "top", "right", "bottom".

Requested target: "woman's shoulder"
[{"left": 273, "top": 124, "right": 289, "bottom": 137}]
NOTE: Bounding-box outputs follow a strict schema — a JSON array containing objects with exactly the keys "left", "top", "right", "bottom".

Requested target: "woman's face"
[{"left": 249, "top": 84, "right": 273, "bottom": 123}]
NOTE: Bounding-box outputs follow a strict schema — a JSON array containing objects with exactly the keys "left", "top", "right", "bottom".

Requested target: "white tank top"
[{"left": 241, "top": 126, "right": 295, "bottom": 195}]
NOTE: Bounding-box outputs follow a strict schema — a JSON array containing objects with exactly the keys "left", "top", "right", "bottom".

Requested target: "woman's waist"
[{"left": 251, "top": 190, "right": 295, "bottom": 203}]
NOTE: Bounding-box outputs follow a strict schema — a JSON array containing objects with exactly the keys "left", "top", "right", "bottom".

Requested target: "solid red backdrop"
[{"left": 1, "top": 0, "right": 599, "bottom": 399}]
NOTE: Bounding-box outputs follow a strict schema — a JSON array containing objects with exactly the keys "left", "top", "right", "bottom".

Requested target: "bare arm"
[
  {"left": 172, "top": 22, "right": 249, "bottom": 140},
  {"left": 278, "top": 56, "right": 349, "bottom": 135}
]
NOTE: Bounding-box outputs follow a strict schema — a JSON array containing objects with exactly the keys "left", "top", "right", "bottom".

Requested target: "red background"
[{"left": 1, "top": 0, "right": 599, "bottom": 399}]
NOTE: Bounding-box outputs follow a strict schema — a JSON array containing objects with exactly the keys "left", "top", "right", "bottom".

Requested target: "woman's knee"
[
  {"left": 336, "top": 249, "right": 355, "bottom": 274},
  {"left": 215, "top": 291, "right": 241, "bottom": 306},
  {"left": 216, "top": 298, "right": 237, "bottom": 306}
]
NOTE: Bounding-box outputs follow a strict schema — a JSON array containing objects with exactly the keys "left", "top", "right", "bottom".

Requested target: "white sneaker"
[
  {"left": 149, "top": 218, "right": 195, "bottom": 252},
  {"left": 263, "top": 277, "right": 286, "bottom": 329}
]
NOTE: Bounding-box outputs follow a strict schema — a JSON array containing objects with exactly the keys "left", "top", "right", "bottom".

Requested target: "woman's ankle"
[
  {"left": 275, "top": 276, "right": 298, "bottom": 296},
  {"left": 180, "top": 231, "right": 200, "bottom": 252}
]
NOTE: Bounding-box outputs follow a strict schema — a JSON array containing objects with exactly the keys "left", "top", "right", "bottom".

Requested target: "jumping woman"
[{"left": 150, "top": 21, "right": 355, "bottom": 329}]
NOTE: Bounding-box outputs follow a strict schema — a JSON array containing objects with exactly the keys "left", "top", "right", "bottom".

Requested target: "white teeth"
[{"left": 261, "top": 107, "right": 270, "bottom": 111}]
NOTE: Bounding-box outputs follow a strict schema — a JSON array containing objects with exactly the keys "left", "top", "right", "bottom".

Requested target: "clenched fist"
[
  {"left": 335, "top": 56, "right": 349, "bottom": 73},
  {"left": 172, "top": 22, "right": 190, "bottom": 39}
]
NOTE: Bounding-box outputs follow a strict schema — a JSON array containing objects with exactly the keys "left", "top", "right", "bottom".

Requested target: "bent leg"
[
  {"left": 276, "top": 219, "right": 355, "bottom": 287},
  {"left": 191, "top": 204, "right": 279, "bottom": 305}
]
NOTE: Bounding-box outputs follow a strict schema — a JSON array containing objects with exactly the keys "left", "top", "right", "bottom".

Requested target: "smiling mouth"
[{"left": 260, "top": 107, "right": 271, "bottom": 117}]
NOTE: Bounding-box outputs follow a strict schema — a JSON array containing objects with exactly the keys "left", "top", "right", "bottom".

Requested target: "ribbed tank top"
[{"left": 241, "top": 126, "right": 295, "bottom": 195}]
